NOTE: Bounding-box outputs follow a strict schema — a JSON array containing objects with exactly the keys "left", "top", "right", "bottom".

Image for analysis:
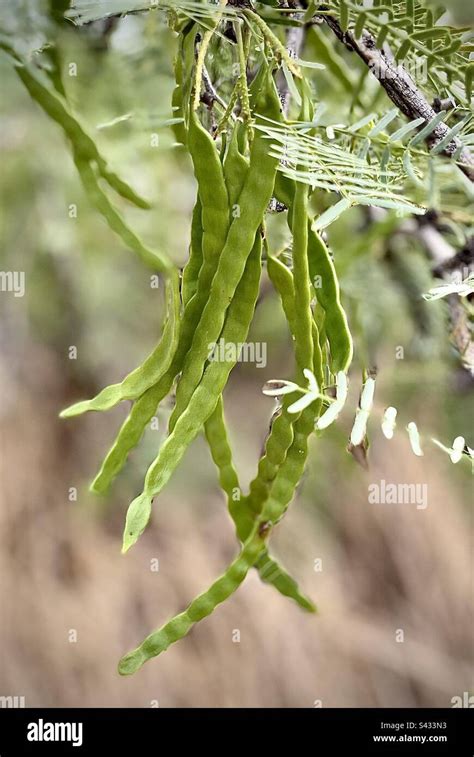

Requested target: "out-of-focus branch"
[
  {"left": 414, "top": 222, "right": 473, "bottom": 375},
  {"left": 432, "top": 236, "right": 474, "bottom": 278},
  {"left": 270, "top": 2, "right": 306, "bottom": 211},
  {"left": 386, "top": 209, "right": 474, "bottom": 374},
  {"left": 369, "top": 206, "right": 473, "bottom": 374},
  {"left": 278, "top": 1, "right": 306, "bottom": 116}
]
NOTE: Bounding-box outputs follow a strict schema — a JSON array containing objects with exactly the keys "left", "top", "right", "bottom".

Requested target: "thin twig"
[{"left": 202, "top": 66, "right": 231, "bottom": 113}]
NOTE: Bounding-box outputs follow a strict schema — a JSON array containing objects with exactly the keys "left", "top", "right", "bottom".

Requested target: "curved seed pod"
[
  {"left": 307, "top": 228, "right": 353, "bottom": 374},
  {"left": 244, "top": 412, "right": 295, "bottom": 519},
  {"left": 90, "top": 381, "right": 166, "bottom": 494},
  {"left": 256, "top": 552, "right": 316, "bottom": 612},
  {"left": 169, "top": 71, "right": 281, "bottom": 428},
  {"left": 61, "top": 273, "right": 180, "bottom": 417},
  {"left": 209, "top": 138, "right": 311, "bottom": 610},
  {"left": 14, "top": 61, "right": 151, "bottom": 209},
  {"left": 244, "top": 252, "right": 320, "bottom": 611},
  {"left": 238, "top": 413, "right": 313, "bottom": 612},
  {"left": 204, "top": 396, "right": 240, "bottom": 500},
  {"left": 73, "top": 156, "right": 173, "bottom": 274},
  {"left": 244, "top": 254, "right": 299, "bottom": 517},
  {"left": 98, "top": 166, "right": 152, "bottom": 212},
  {"left": 122, "top": 235, "right": 262, "bottom": 553},
  {"left": 90, "top": 364, "right": 180, "bottom": 494},
  {"left": 119, "top": 391, "right": 322, "bottom": 672},
  {"left": 261, "top": 400, "right": 321, "bottom": 526},
  {"left": 204, "top": 366, "right": 312, "bottom": 614},
  {"left": 223, "top": 121, "right": 250, "bottom": 210},
  {"left": 119, "top": 388, "right": 321, "bottom": 671},
  {"left": 244, "top": 253, "right": 299, "bottom": 502},
  {"left": 274, "top": 174, "right": 352, "bottom": 374},
  {"left": 180, "top": 24, "right": 198, "bottom": 124},
  {"left": 292, "top": 179, "right": 314, "bottom": 380},
  {"left": 267, "top": 253, "right": 297, "bottom": 327},
  {"left": 188, "top": 108, "right": 230, "bottom": 256},
  {"left": 11, "top": 51, "right": 185, "bottom": 495},
  {"left": 80, "top": 107, "right": 237, "bottom": 488},
  {"left": 181, "top": 195, "right": 203, "bottom": 307},
  {"left": 125, "top": 380, "right": 322, "bottom": 672},
  {"left": 274, "top": 172, "right": 294, "bottom": 209},
  {"left": 168, "top": 107, "right": 230, "bottom": 430},
  {"left": 92, "top": 226, "right": 237, "bottom": 492},
  {"left": 91, "top": 281, "right": 215, "bottom": 492},
  {"left": 249, "top": 253, "right": 324, "bottom": 517},
  {"left": 118, "top": 521, "right": 268, "bottom": 675},
  {"left": 203, "top": 123, "right": 249, "bottom": 522}
]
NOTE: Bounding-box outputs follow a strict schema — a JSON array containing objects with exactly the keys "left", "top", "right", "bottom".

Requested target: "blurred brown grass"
[{"left": 0, "top": 339, "right": 471, "bottom": 708}]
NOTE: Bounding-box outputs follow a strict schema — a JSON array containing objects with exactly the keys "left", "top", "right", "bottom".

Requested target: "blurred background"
[{"left": 0, "top": 1, "right": 472, "bottom": 707}]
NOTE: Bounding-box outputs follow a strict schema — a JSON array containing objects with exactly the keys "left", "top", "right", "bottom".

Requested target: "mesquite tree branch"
[
  {"left": 259, "top": 0, "right": 474, "bottom": 180},
  {"left": 317, "top": 11, "right": 474, "bottom": 183}
]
